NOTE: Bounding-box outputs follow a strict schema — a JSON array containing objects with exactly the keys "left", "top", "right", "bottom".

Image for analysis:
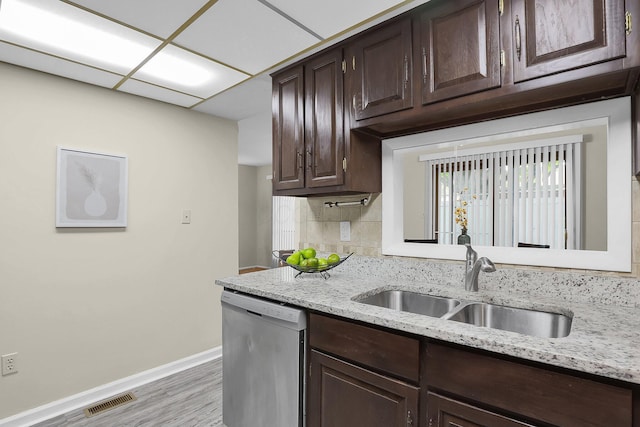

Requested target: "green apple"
[
  {"left": 286, "top": 253, "right": 301, "bottom": 265},
  {"left": 327, "top": 253, "right": 340, "bottom": 264},
  {"left": 301, "top": 247, "right": 316, "bottom": 259},
  {"left": 306, "top": 258, "right": 319, "bottom": 268}
]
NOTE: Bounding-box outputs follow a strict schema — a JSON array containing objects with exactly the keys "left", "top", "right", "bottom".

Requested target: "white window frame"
[{"left": 382, "top": 97, "right": 631, "bottom": 272}]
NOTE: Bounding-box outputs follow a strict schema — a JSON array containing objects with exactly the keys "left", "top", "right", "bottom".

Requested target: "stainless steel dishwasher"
[{"left": 221, "top": 290, "right": 306, "bottom": 427}]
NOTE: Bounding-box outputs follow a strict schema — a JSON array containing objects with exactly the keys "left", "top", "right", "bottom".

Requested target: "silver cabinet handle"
[
  {"left": 404, "top": 54, "right": 409, "bottom": 88},
  {"left": 515, "top": 16, "right": 522, "bottom": 61},
  {"left": 422, "top": 47, "right": 428, "bottom": 84}
]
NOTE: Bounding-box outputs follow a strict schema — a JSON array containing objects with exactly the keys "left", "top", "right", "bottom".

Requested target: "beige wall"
[
  {"left": 0, "top": 63, "right": 238, "bottom": 419},
  {"left": 300, "top": 177, "right": 640, "bottom": 278}
]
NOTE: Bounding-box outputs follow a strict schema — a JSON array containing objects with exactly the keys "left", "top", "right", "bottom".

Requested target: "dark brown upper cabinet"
[
  {"left": 511, "top": 0, "right": 626, "bottom": 82},
  {"left": 272, "top": 0, "right": 640, "bottom": 194},
  {"left": 272, "top": 48, "right": 381, "bottom": 196},
  {"left": 304, "top": 48, "right": 345, "bottom": 189},
  {"left": 272, "top": 65, "right": 305, "bottom": 191},
  {"left": 272, "top": 50, "right": 343, "bottom": 193},
  {"left": 419, "top": 0, "right": 502, "bottom": 104},
  {"left": 348, "top": 17, "right": 413, "bottom": 121}
]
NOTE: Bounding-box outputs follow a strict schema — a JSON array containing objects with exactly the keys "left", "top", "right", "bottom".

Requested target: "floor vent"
[{"left": 83, "top": 392, "right": 137, "bottom": 417}]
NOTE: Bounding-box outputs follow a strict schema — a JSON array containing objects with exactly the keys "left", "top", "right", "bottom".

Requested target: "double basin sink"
[{"left": 355, "top": 290, "right": 572, "bottom": 338}]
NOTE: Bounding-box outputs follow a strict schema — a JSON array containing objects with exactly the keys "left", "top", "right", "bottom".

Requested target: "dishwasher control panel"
[{"left": 221, "top": 290, "right": 306, "bottom": 329}]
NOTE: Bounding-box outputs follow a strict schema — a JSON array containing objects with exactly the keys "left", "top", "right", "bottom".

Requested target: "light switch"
[{"left": 182, "top": 210, "right": 191, "bottom": 224}]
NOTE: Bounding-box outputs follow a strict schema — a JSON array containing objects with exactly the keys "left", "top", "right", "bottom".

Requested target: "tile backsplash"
[
  {"left": 298, "top": 178, "right": 640, "bottom": 279},
  {"left": 298, "top": 193, "right": 383, "bottom": 257}
]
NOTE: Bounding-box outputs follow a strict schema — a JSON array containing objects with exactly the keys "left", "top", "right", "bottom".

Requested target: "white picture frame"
[{"left": 56, "top": 147, "right": 128, "bottom": 228}]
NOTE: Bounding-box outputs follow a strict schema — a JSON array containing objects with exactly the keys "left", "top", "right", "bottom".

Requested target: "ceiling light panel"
[
  {"left": 0, "top": 0, "right": 161, "bottom": 75},
  {"left": 193, "top": 74, "right": 272, "bottom": 120},
  {"left": 267, "top": 0, "right": 407, "bottom": 39},
  {"left": 68, "top": 0, "right": 210, "bottom": 39},
  {"left": 174, "top": 0, "right": 320, "bottom": 75},
  {"left": 132, "top": 44, "right": 249, "bottom": 98},
  {"left": 117, "top": 79, "right": 203, "bottom": 108},
  {"left": 0, "top": 41, "right": 123, "bottom": 88}
]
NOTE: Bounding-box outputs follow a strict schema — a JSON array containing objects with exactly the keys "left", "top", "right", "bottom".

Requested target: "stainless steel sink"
[
  {"left": 355, "top": 290, "right": 461, "bottom": 318},
  {"left": 446, "top": 302, "right": 572, "bottom": 338},
  {"left": 355, "top": 290, "right": 573, "bottom": 338}
]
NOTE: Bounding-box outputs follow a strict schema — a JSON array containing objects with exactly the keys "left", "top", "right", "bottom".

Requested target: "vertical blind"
[
  {"left": 272, "top": 196, "right": 296, "bottom": 252},
  {"left": 420, "top": 135, "right": 583, "bottom": 249}
]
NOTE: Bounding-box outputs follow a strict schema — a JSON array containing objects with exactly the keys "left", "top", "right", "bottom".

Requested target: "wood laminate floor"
[{"left": 33, "top": 358, "right": 223, "bottom": 427}]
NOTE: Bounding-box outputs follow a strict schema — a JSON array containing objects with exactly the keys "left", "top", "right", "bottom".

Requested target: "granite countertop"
[{"left": 215, "top": 261, "right": 640, "bottom": 385}]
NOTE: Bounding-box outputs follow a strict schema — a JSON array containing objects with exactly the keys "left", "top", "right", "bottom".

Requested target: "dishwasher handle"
[{"left": 221, "top": 290, "right": 306, "bottom": 330}]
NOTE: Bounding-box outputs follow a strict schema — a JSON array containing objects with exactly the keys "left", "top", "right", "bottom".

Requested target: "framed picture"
[{"left": 56, "top": 147, "right": 128, "bottom": 227}]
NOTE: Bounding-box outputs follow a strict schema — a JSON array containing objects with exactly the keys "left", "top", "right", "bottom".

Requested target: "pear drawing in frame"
[{"left": 76, "top": 160, "right": 108, "bottom": 217}]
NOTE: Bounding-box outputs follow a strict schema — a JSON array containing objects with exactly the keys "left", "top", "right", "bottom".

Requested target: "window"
[
  {"left": 421, "top": 135, "right": 583, "bottom": 249},
  {"left": 272, "top": 196, "right": 296, "bottom": 253}
]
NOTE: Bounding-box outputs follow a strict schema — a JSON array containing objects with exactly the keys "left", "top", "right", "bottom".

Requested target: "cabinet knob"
[{"left": 297, "top": 151, "right": 303, "bottom": 170}]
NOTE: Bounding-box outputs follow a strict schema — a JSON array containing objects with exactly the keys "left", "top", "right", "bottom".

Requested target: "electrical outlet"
[
  {"left": 2, "top": 353, "right": 18, "bottom": 376},
  {"left": 340, "top": 221, "right": 351, "bottom": 241}
]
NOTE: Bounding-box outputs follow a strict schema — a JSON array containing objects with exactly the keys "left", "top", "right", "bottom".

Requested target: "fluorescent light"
[
  {"left": 133, "top": 44, "right": 249, "bottom": 98},
  {"left": 0, "top": 0, "right": 159, "bottom": 73},
  {"left": 139, "top": 50, "right": 213, "bottom": 87}
]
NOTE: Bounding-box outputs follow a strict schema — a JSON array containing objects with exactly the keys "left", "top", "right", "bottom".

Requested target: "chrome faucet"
[{"left": 464, "top": 244, "right": 496, "bottom": 291}]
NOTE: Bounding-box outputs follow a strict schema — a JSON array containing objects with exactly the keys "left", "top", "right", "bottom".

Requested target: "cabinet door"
[
  {"left": 308, "top": 350, "right": 418, "bottom": 427},
  {"left": 511, "top": 0, "right": 626, "bottom": 82},
  {"left": 272, "top": 66, "right": 305, "bottom": 191},
  {"left": 419, "top": 0, "right": 501, "bottom": 105},
  {"left": 304, "top": 48, "right": 345, "bottom": 188},
  {"left": 426, "top": 392, "right": 534, "bottom": 427},
  {"left": 350, "top": 17, "right": 413, "bottom": 120}
]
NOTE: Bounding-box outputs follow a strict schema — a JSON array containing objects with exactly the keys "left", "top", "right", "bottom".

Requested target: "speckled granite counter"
[{"left": 215, "top": 255, "right": 640, "bottom": 385}]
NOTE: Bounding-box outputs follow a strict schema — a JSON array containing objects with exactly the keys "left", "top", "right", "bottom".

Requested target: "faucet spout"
[{"left": 464, "top": 244, "right": 496, "bottom": 291}]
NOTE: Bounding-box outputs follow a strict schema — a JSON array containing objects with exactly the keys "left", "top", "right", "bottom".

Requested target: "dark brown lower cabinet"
[
  {"left": 425, "top": 342, "right": 633, "bottom": 427},
  {"left": 307, "top": 313, "right": 638, "bottom": 427},
  {"left": 426, "top": 392, "right": 533, "bottom": 427},
  {"left": 308, "top": 349, "right": 419, "bottom": 427}
]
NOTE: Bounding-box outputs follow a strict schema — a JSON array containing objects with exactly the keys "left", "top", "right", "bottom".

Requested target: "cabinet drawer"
[
  {"left": 309, "top": 313, "right": 420, "bottom": 383},
  {"left": 425, "top": 342, "right": 633, "bottom": 427}
]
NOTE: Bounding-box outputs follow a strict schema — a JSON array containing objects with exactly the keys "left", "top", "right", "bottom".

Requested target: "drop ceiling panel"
[
  {"left": 174, "top": 0, "right": 320, "bottom": 75},
  {"left": 68, "top": 0, "right": 210, "bottom": 39},
  {"left": 193, "top": 74, "right": 272, "bottom": 120},
  {"left": 268, "top": 0, "right": 407, "bottom": 39},
  {"left": 0, "top": 41, "right": 123, "bottom": 88},
  {"left": 132, "top": 44, "right": 250, "bottom": 98},
  {"left": 118, "top": 79, "right": 203, "bottom": 108},
  {"left": 0, "top": 0, "right": 162, "bottom": 75}
]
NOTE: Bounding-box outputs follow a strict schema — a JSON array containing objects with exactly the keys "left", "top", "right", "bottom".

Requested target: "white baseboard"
[{"left": 0, "top": 347, "right": 222, "bottom": 427}]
